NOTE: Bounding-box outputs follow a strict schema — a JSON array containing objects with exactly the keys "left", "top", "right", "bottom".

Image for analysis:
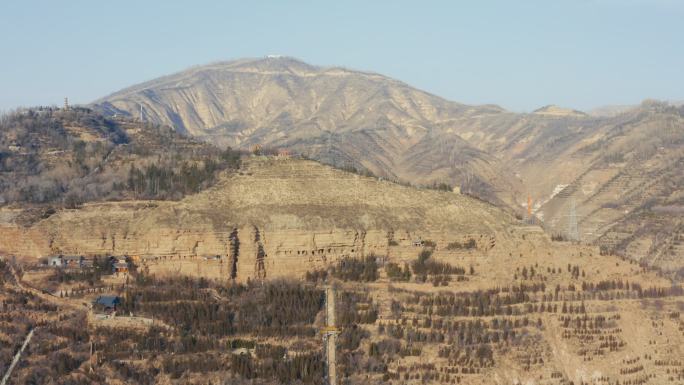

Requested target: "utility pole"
[
  {"left": 322, "top": 285, "right": 339, "bottom": 385},
  {"left": 89, "top": 341, "right": 94, "bottom": 373},
  {"left": 139, "top": 104, "right": 144, "bottom": 122},
  {"left": 1, "top": 328, "right": 35, "bottom": 385}
]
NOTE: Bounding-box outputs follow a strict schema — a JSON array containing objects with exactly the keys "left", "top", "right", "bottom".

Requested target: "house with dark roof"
[
  {"left": 48, "top": 256, "right": 63, "bottom": 267},
  {"left": 112, "top": 259, "right": 129, "bottom": 274},
  {"left": 93, "top": 295, "right": 122, "bottom": 313}
]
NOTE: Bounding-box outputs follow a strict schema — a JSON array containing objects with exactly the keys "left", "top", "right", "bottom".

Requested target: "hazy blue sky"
[{"left": 1, "top": 0, "right": 682, "bottom": 112}]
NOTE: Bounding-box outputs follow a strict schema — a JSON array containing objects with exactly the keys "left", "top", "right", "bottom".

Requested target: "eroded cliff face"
[
  {"left": 0, "top": 159, "right": 511, "bottom": 282},
  {"left": 0, "top": 222, "right": 498, "bottom": 283}
]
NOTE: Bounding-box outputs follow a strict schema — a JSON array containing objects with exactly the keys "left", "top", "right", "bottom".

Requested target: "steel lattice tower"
[{"left": 567, "top": 197, "right": 580, "bottom": 241}]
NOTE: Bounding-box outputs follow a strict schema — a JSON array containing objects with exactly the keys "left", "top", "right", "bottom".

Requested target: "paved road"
[
  {"left": 1, "top": 262, "right": 87, "bottom": 384},
  {"left": 0, "top": 328, "right": 35, "bottom": 385}
]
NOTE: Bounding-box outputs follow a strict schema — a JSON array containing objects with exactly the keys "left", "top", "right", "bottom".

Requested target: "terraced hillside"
[
  {"left": 3, "top": 216, "right": 683, "bottom": 385},
  {"left": 429, "top": 100, "right": 684, "bottom": 271},
  {"left": 512, "top": 103, "right": 684, "bottom": 273},
  {"left": 0, "top": 158, "right": 514, "bottom": 282}
]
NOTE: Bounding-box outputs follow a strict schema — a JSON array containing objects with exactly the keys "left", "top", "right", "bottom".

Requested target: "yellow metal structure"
[{"left": 320, "top": 326, "right": 339, "bottom": 334}]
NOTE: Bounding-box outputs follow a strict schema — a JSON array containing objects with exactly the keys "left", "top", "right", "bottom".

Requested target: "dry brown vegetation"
[
  {"left": 2, "top": 228, "right": 684, "bottom": 385},
  {"left": 0, "top": 107, "right": 241, "bottom": 209},
  {"left": 0, "top": 102, "right": 682, "bottom": 384}
]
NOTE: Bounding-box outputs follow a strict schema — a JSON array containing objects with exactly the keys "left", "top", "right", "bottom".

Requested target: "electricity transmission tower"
[
  {"left": 327, "top": 131, "right": 333, "bottom": 155},
  {"left": 567, "top": 197, "right": 580, "bottom": 241}
]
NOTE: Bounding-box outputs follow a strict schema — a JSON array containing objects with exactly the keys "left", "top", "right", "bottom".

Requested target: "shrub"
[
  {"left": 446, "top": 238, "right": 477, "bottom": 250},
  {"left": 305, "top": 269, "right": 327, "bottom": 283},
  {"left": 412, "top": 249, "right": 466, "bottom": 276},
  {"left": 331, "top": 256, "right": 378, "bottom": 282},
  {"left": 385, "top": 262, "right": 411, "bottom": 282},
  {"left": 423, "top": 240, "right": 436, "bottom": 248}
]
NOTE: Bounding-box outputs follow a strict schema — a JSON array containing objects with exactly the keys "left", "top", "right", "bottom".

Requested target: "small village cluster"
[{"left": 46, "top": 254, "right": 130, "bottom": 274}]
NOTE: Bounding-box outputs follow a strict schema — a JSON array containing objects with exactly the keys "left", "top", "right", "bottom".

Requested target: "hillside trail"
[
  {"left": 7, "top": 263, "right": 84, "bottom": 311},
  {"left": 0, "top": 262, "right": 89, "bottom": 384}
]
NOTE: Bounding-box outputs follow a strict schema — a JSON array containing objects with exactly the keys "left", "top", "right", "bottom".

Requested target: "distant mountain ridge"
[
  {"left": 533, "top": 105, "right": 587, "bottom": 117},
  {"left": 95, "top": 57, "right": 501, "bottom": 136},
  {"left": 94, "top": 56, "right": 519, "bottom": 206}
]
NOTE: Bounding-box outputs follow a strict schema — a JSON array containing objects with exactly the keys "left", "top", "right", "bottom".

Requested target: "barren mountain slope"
[
  {"left": 95, "top": 57, "right": 522, "bottom": 207},
  {"left": 453, "top": 101, "right": 684, "bottom": 271}
]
